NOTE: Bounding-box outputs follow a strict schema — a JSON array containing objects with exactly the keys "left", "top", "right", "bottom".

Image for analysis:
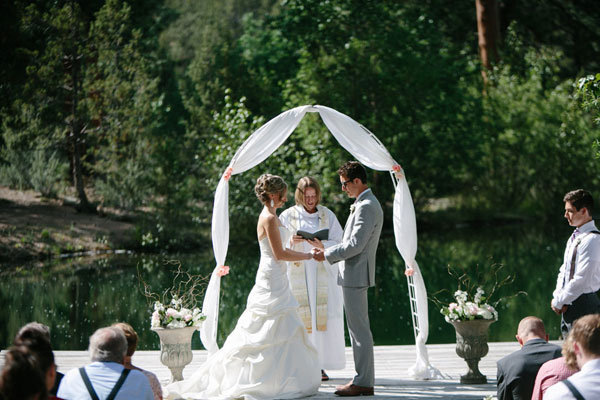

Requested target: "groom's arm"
[{"left": 325, "top": 202, "right": 377, "bottom": 264}]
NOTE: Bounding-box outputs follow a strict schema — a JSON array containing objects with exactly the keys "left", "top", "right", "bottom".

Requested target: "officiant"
[{"left": 280, "top": 176, "right": 345, "bottom": 381}]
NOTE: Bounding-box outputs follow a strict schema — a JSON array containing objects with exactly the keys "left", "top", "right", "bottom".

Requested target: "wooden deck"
[{"left": 2, "top": 341, "right": 561, "bottom": 399}]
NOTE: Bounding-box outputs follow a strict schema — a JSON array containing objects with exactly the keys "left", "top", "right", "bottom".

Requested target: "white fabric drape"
[{"left": 200, "top": 104, "right": 438, "bottom": 379}]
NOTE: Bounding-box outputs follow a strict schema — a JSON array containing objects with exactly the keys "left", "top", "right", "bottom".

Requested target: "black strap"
[
  {"left": 106, "top": 368, "right": 130, "bottom": 400},
  {"left": 563, "top": 379, "right": 585, "bottom": 400},
  {"left": 567, "top": 230, "right": 600, "bottom": 282},
  {"left": 79, "top": 367, "right": 100, "bottom": 400},
  {"left": 78, "top": 367, "right": 131, "bottom": 400}
]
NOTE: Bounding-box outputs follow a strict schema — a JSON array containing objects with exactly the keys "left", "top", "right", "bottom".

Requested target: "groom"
[{"left": 313, "top": 161, "right": 383, "bottom": 396}]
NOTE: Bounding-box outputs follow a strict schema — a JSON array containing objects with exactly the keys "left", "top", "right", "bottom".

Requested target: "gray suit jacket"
[{"left": 325, "top": 189, "right": 383, "bottom": 287}]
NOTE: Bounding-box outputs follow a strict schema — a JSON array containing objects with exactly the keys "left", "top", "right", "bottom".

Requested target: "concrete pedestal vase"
[
  {"left": 152, "top": 326, "right": 197, "bottom": 383},
  {"left": 449, "top": 319, "right": 495, "bottom": 384}
]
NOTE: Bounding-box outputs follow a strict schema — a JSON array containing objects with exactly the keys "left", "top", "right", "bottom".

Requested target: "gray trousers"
[{"left": 342, "top": 286, "right": 375, "bottom": 387}]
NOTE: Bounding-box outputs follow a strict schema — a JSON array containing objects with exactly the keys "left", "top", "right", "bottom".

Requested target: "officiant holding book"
[{"left": 280, "top": 176, "right": 345, "bottom": 381}]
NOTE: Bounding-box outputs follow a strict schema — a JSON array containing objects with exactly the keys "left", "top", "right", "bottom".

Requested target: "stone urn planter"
[
  {"left": 448, "top": 319, "right": 495, "bottom": 384},
  {"left": 152, "top": 326, "right": 197, "bottom": 383}
]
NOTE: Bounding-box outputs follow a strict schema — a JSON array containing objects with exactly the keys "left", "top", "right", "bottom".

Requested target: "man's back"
[
  {"left": 57, "top": 361, "right": 154, "bottom": 400},
  {"left": 496, "top": 339, "right": 562, "bottom": 400}
]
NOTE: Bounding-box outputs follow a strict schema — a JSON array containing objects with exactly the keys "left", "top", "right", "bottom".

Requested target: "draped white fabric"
[{"left": 200, "top": 105, "right": 438, "bottom": 379}]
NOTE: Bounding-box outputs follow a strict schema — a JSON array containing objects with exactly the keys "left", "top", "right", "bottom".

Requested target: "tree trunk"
[
  {"left": 69, "top": 21, "right": 94, "bottom": 213},
  {"left": 475, "top": 0, "right": 500, "bottom": 85}
]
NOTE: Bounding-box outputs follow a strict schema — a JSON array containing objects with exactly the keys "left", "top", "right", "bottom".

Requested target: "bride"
[{"left": 165, "top": 174, "right": 321, "bottom": 400}]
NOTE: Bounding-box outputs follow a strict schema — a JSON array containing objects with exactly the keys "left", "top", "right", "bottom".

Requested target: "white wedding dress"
[{"left": 165, "top": 226, "right": 321, "bottom": 400}]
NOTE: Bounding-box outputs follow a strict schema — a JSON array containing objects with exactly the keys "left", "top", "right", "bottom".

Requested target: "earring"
[{"left": 270, "top": 199, "right": 275, "bottom": 207}]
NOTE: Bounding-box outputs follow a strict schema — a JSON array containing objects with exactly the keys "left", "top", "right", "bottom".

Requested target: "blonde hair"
[
  {"left": 254, "top": 174, "right": 287, "bottom": 205},
  {"left": 570, "top": 313, "right": 600, "bottom": 357},
  {"left": 562, "top": 332, "right": 578, "bottom": 370},
  {"left": 111, "top": 322, "right": 138, "bottom": 357},
  {"left": 294, "top": 176, "right": 321, "bottom": 208}
]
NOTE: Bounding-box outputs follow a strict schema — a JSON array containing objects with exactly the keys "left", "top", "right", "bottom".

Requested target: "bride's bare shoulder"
[{"left": 258, "top": 212, "right": 278, "bottom": 225}]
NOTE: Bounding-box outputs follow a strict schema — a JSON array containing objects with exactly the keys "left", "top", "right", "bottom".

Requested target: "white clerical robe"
[{"left": 280, "top": 205, "right": 346, "bottom": 370}]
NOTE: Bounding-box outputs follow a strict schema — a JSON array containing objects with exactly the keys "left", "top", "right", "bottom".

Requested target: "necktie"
[{"left": 565, "top": 229, "right": 582, "bottom": 287}]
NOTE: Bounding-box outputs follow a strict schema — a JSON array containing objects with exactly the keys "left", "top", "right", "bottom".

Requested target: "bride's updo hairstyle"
[{"left": 255, "top": 174, "right": 288, "bottom": 205}]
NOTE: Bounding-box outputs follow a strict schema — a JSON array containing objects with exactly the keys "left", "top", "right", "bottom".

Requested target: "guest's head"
[
  {"left": 0, "top": 345, "right": 47, "bottom": 400},
  {"left": 563, "top": 189, "right": 594, "bottom": 227},
  {"left": 14, "top": 322, "right": 51, "bottom": 344},
  {"left": 295, "top": 176, "right": 321, "bottom": 212},
  {"left": 88, "top": 327, "right": 128, "bottom": 364},
  {"left": 570, "top": 314, "right": 600, "bottom": 368},
  {"left": 516, "top": 316, "right": 548, "bottom": 345},
  {"left": 13, "top": 323, "right": 57, "bottom": 393},
  {"left": 112, "top": 322, "right": 138, "bottom": 357},
  {"left": 255, "top": 174, "right": 288, "bottom": 208},
  {"left": 337, "top": 161, "right": 368, "bottom": 198}
]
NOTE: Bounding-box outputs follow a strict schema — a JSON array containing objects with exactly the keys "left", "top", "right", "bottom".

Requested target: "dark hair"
[
  {"left": 0, "top": 346, "right": 48, "bottom": 400},
  {"left": 570, "top": 314, "right": 600, "bottom": 357},
  {"left": 564, "top": 189, "right": 594, "bottom": 214},
  {"left": 14, "top": 322, "right": 51, "bottom": 344},
  {"left": 337, "top": 161, "right": 367, "bottom": 184},
  {"left": 13, "top": 336, "right": 54, "bottom": 376}
]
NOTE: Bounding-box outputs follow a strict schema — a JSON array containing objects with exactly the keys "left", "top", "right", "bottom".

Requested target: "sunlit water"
[{"left": 0, "top": 222, "right": 574, "bottom": 350}]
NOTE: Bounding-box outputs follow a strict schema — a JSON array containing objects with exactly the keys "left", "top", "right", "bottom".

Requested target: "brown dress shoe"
[
  {"left": 334, "top": 384, "right": 374, "bottom": 396},
  {"left": 335, "top": 381, "right": 353, "bottom": 391}
]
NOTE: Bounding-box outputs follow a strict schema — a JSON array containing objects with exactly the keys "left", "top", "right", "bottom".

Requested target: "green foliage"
[{"left": 475, "top": 47, "right": 600, "bottom": 215}]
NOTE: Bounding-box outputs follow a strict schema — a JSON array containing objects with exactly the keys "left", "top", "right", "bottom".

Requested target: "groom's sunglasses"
[{"left": 341, "top": 179, "right": 353, "bottom": 188}]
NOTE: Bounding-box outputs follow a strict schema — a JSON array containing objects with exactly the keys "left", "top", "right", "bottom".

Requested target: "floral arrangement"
[
  {"left": 432, "top": 264, "right": 526, "bottom": 323},
  {"left": 441, "top": 287, "right": 498, "bottom": 322},
  {"left": 151, "top": 296, "right": 206, "bottom": 329},
  {"left": 139, "top": 260, "right": 209, "bottom": 329}
]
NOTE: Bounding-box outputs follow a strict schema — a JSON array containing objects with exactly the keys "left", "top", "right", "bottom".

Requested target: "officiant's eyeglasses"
[{"left": 341, "top": 179, "right": 353, "bottom": 188}]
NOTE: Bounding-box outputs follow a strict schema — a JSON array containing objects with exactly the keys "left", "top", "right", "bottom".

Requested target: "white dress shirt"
[
  {"left": 543, "top": 358, "right": 600, "bottom": 399},
  {"left": 552, "top": 220, "right": 600, "bottom": 309},
  {"left": 57, "top": 361, "right": 154, "bottom": 400}
]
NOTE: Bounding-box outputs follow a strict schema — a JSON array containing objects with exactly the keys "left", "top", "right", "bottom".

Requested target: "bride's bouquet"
[{"left": 139, "top": 260, "right": 209, "bottom": 329}]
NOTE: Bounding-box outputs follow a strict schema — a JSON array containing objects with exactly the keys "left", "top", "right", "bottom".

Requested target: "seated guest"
[
  {"left": 0, "top": 345, "right": 48, "bottom": 400},
  {"left": 57, "top": 326, "right": 154, "bottom": 400},
  {"left": 496, "top": 316, "right": 562, "bottom": 400},
  {"left": 112, "top": 322, "right": 163, "bottom": 400},
  {"left": 14, "top": 322, "right": 63, "bottom": 397},
  {"left": 13, "top": 335, "right": 61, "bottom": 400},
  {"left": 544, "top": 313, "right": 600, "bottom": 399},
  {"left": 530, "top": 333, "right": 577, "bottom": 400}
]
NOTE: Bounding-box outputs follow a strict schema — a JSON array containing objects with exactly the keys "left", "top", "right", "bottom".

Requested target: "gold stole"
[{"left": 289, "top": 206, "right": 329, "bottom": 333}]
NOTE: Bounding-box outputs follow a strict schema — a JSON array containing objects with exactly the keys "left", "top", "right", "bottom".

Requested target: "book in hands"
[{"left": 296, "top": 229, "right": 329, "bottom": 241}]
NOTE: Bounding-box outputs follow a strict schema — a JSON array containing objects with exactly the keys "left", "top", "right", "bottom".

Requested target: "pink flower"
[
  {"left": 392, "top": 164, "right": 403, "bottom": 179},
  {"left": 223, "top": 167, "right": 233, "bottom": 181},
  {"left": 184, "top": 314, "right": 193, "bottom": 322},
  {"left": 216, "top": 265, "right": 230, "bottom": 277},
  {"left": 404, "top": 267, "right": 415, "bottom": 277},
  {"left": 449, "top": 303, "right": 458, "bottom": 311}
]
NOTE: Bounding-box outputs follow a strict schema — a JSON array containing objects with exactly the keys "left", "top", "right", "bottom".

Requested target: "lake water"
[{"left": 0, "top": 221, "right": 574, "bottom": 350}]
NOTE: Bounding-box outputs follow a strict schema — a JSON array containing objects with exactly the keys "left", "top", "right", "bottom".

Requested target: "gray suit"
[{"left": 325, "top": 189, "right": 383, "bottom": 387}]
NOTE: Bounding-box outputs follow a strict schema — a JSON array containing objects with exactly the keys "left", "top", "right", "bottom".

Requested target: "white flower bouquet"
[
  {"left": 433, "top": 264, "right": 526, "bottom": 323},
  {"left": 441, "top": 287, "right": 498, "bottom": 322},
  {"left": 151, "top": 296, "right": 206, "bottom": 329},
  {"left": 139, "top": 260, "right": 209, "bottom": 330}
]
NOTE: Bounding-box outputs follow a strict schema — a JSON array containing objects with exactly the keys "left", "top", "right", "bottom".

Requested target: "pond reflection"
[{"left": 0, "top": 222, "right": 572, "bottom": 350}]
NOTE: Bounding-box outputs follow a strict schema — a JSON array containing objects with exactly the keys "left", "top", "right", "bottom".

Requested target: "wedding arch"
[{"left": 200, "top": 105, "right": 439, "bottom": 380}]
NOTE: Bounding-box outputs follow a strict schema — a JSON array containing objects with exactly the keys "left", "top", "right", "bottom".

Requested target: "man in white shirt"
[
  {"left": 57, "top": 326, "right": 154, "bottom": 400},
  {"left": 544, "top": 313, "right": 600, "bottom": 399},
  {"left": 551, "top": 189, "right": 600, "bottom": 337}
]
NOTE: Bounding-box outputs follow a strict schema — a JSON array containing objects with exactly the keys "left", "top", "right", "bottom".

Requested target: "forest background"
[{"left": 2, "top": 0, "right": 600, "bottom": 257}]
